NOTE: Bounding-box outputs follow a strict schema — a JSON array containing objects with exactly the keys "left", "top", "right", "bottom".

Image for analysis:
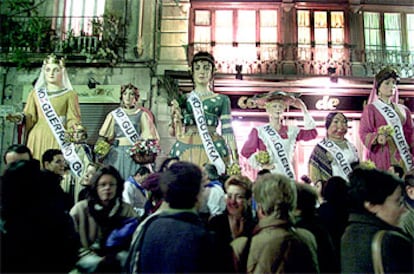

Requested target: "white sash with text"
[
  {"left": 373, "top": 100, "right": 413, "bottom": 170},
  {"left": 318, "top": 138, "right": 354, "bottom": 179},
  {"left": 258, "top": 124, "right": 295, "bottom": 179},
  {"left": 111, "top": 107, "right": 141, "bottom": 145},
  {"left": 188, "top": 91, "right": 226, "bottom": 175},
  {"left": 36, "top": 88, "right": 83, "bottom": 177}
]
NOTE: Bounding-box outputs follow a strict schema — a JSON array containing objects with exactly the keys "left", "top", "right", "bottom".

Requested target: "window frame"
[
  {"left": 296, "top": 8, "right": 347, "bottom": 61},
  {"left": 189, "top": 2, "right": 281, "bottom": 63}
]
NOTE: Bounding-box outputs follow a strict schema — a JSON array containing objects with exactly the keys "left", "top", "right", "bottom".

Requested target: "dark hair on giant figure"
[
  {"left": 375, "top": 67, "right": 399, "bottom": 91},
  {"left": 325, "top": 112, "right": 347, "bottom": 130},
  {"left": 191, "top": 51, "right": 215, "bottom": 75},
  {"left": 159, "top": 161, "right": 203, "bottom": 209}
]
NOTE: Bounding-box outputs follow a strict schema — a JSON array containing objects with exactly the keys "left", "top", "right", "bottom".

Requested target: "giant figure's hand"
[{"left": 6, "top": 113, "right": 24, "bottom": 123}]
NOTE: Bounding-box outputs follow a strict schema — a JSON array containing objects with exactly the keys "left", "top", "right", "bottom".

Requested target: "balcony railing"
[
  {"left": 0, "top": 15, "right": 124, "bottom": 65},
  {"left": 190, "top": 42, "right": 414, "bottom": 78}
]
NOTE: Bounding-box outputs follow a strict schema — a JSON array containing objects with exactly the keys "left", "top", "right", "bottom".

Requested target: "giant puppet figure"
[
  {"left": 168, "top": 51, "right": 239, "bottom": 174},
  {"left": 7, "top": 54, "right": 83, "bottom": 176},
  {"left": 97, "top": 83, "right": 159, "bottom": 180},
  {"left": 309, "top": 112, "right": 359, "bottom": 182},
  {"left": 241, "top": 91, "right": 317, "bottom": 179},
  {"left": 359, "top": 67, "right": 414, "bottom": 172}
]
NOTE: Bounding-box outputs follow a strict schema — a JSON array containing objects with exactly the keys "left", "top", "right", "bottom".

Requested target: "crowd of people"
[{"left": 1, "top": 52, "right": 413, "bottom": 273}]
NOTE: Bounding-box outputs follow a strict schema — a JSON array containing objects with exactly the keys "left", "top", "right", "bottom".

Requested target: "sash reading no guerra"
[
  {"left": 188, "top": 92, "right": 226, "bottom": 175},
  {"left": 36, "top": 88, "right": 83, "bottom": 177},
  {"left": 373, "top": 100, "right": 413, "bottom": 170}
]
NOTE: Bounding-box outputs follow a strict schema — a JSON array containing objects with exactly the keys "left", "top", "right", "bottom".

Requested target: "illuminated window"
[
  {"left": 192, "top": 7, "right": 278, "bottom": 63},
  {"left": 384, "top": 13, "right": 401, "bottom": 52},
  {"left": 363, "top": 12, "right": 410, "bottom": 63},
  {"left": 408, "top": 14, "right": 414, "bottom": 51},
  {"left": 57, "top": 0, "right": 106, "bottom": 38},
  {"left": 260, "top": 10, "right": 278, "bottom": 60},
  {"left": 297, "top": 10, "right": 344, "bottom": 61}
]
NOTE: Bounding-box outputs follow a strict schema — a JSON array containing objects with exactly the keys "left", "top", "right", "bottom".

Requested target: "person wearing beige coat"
[{"left": 231, "top": 173, "right": 319, "bottom": 273}]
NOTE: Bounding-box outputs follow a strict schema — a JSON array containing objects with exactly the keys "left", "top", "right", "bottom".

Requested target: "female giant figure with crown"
[{"left": 7, "top": 54, "right": 82, "bottom": 164}]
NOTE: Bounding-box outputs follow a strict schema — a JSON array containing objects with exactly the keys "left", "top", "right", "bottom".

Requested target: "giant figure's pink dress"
[{"left": 359, "top": 101, "right": 414, "bottom": 171}]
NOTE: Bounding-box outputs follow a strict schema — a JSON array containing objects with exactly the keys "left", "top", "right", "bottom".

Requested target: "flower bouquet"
[
  {"left": 129, "top": 139, "right": 160, "bottom": 164},
  {"left": 358, "top": 160, "right": 376, "bottom": 170},
  {"left": 255, "top": 150, "right": 270, "bottom": 165},
  {"left": 378, "top": 125, "right": 394, "bottom": 137},
  {"left": 94, "top": 139, "right": 111, "bottom": 158},
  {"left": 227, "top": 163, "right": 241, "bottom": 176}
]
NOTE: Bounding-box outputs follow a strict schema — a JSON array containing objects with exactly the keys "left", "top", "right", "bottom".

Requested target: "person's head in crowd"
[
  {"left": 295, "top": 183, "right": 318, "bottom": 219},
  {"left": 88, "top": 165, "right": 124, "bottom": 207},
  {"left": 159, "top": 161, "right": 203, "bottom": 209},
  {"left": 203, "top": 163, "right": 219, "bottom": 181},
  {"left": 388, "top": 164, "right": 404, "bottom": 179},
  {"left": 42, "top": 149, "right": 65, "bottom": 176},
  {"left": 81, "top": 162, "right": 101, "bottom": 186},
  {"left": 1, "top": 160, "right": 41, "bottom": 218},
  {"left": 224, "top": 175, "right": 253, "bottom": 218},
  {"left": 134, "top": 166, "right": 151, "bottom": 183},
  {"left": 158, "top": 156, "right": 179, "bottom": 172},
  {"left": 141, "top": 172, "right": 164, "bottom": 214},
  {"left": 322, "top": 176, "right": 349, "bottom": 206},
  {"left": 254, "top": 173, "right": 296, "bottom": 222},
  {"left": 257, "top": 168, "right": 271, "bottom": 178},
  {"left": 403, "top": 171, "right": 414, "bottom": 202},
  {"left": 142, "top": 172, "right": 162, "bottom": 197},
  {"left": 3, "top": 144, "right": 32, "bottom": 165},
  {"left": 348, "top": 167, "right": 406, "bottom": 226},
  {"left": 325, "top": 112, "right": 348, "bottom": 142}
]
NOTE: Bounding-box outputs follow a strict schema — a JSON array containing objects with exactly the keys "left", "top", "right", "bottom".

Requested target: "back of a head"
[
  {"left": 158, "top": 156, "right": 179, "bottom": 172},
  {"left": 203, "top": 163, "right": 219, "bottom": 181},
  {"left": 254, "top": 173, "right": 296, "bottom": 220},
  {"left": 296, "top": 183, "right": 318, "bottom": 217},
  {"left": 390, "top": 164, "right": 404, "bottom": 179},
  {"left": 41, "top": 149, "right": 62, "bottom": 166},
  {"left": 160, "top": 161, "right": 202, "bottom": 209},
  {"left": 3, "top": 144, "right": 33, "bottom": 164},
  {"left": 257, "top": 168, "right": 271, "bottom": 177},
  {"left": 135, "top": 166, "right": 151, "bottom": 176},
  {"left": 142, "top": 172, "right": 162, "bottom": 199},
  {"left": 322, "top": 176, "right": 349, "bottom": 204},
  {"left": 348, "top": 167, "right": 403, "bottom": 212},
  {"left": 1, "top": 160, "right": 41, "bottom": 217}
]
